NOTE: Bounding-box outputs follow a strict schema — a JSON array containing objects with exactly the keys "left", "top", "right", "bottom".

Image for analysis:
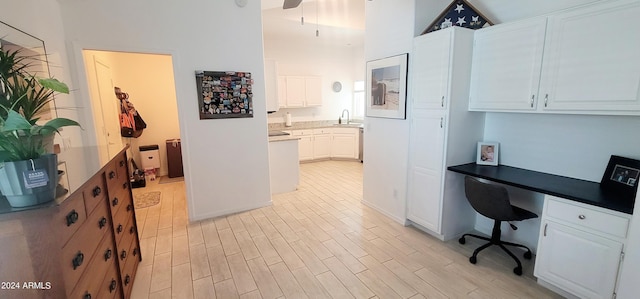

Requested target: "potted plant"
[{"left": 0, "top": 47, "right": 80, "bottom": 208}]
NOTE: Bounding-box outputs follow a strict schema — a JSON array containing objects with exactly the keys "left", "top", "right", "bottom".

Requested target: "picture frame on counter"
[
  {"left": 476, "top": 141, "right": 499, "bottom": 166},
  {"left": 601, "top": 155, "right": 640, "bottom": 197},
  {"left": 365, "top": 53, "right": 408, "bottom": 119}
]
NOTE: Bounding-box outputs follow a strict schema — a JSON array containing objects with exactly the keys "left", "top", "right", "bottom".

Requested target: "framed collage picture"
[{"left": 195, "top": 70, "right": 253, "bottom": 119}]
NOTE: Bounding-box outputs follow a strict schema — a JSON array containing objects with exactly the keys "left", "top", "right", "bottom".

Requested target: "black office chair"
[{"left": 458, "top": 176, "right": 538, "bottom": 275}]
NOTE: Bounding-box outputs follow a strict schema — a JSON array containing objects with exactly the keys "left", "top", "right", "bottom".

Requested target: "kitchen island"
[{"left": 268, "top": 131, "right": 299, "bottom": 194}]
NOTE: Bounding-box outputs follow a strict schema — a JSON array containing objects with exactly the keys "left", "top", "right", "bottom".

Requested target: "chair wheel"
[
  {"left": 524, "top": 251, "right": 532, "bottom": 259},
  {"left": 458, "top": 237, "right": 466, "bottom": 244},
  {"left": 513, "top": 267, "right": 522, "bottom": 276},
  {"left": 469, "top": 256, "right": 476, "bottom": 264}
]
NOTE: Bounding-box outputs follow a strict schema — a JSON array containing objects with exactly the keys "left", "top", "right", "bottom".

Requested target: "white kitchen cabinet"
[
  {"left": 468, "top": 17, "right": 546, "bottom": 111},
  {"left": 305, "top": 77, "right": 323, "bottom": 106},
  {"left": 312, "top": 128, "right": 331, "bottom": 159},
  {"left": 535, "top": 196, "right": 629, "bottom": 299},
  {"left": 407, "top": 27, "right": 484, "bottom": 239},
  {"left": 412, "top": 29, "right": 452, "bottom": 110},
  {"left": 469, "top": 0, "right": 640, "bottom": 115},
  {"left": 331, "top": 127, "right": 359, "bottom": 159},
  {"left": 407, "top": 112, "right": 446, "bottom": 232},
  {"left": 265, "top": 59, "right": 279, "bottom": 112},
  {"left": 279, "top": 76, "right": 323, "bottom": 108},
  {"left": 540, "top": 0, "right": 640, "bottom": 113},
  {"left": 291, "top": 130, "right": 314, "bottom": 161}
]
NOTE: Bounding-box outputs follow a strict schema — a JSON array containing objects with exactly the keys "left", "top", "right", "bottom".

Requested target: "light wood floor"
[{"left": 130, "top": 160, "right": 562, "bottom": 299}]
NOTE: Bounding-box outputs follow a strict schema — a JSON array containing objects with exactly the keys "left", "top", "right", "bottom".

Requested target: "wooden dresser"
[{"left": 0, "top": 146, "right": 141, "bottom": 299}]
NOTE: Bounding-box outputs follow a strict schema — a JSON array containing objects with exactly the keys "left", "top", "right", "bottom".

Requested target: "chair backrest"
[{"left": 464, "top": 176, "right": 517, "bottom": 221}]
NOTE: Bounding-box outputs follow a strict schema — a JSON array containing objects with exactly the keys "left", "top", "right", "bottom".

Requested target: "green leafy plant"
[{"left": 0, "top": 47, "right": 80, "bottom": 162}]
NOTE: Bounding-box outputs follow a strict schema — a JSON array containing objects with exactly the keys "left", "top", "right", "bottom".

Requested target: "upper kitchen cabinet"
[
  {"left": 265, "top": 59, "right": 279, "bottom": 112},
  {"left": 279, "top": 75, "right": 323, "bottom": 108},
  {"left": 412, "top": 28, "right": 453, "bottom": 110},
  {"left": 540, "top": 0, "right": 640, "bottom": 113},
  {"left": 468, "top": 18, "right": 546, "bottom": 111},
  {"left": 469, "top": 0, "right": 640, "bottom": 115}
]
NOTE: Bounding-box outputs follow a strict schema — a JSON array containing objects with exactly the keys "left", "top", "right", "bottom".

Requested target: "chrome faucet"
[{"left": 341, "top": 109, "right": 350, "bottom": 124}]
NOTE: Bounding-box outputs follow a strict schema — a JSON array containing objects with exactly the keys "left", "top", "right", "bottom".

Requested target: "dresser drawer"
[
  {"left": 68, "top": 233, "right": 116, "bottom": 299},
  {"left": 97, "top": 259, "right": 121, "bottom": 299},
  {"left": 545, "top": 196, "right": 630, "bottom": 238},
  {"left": 121, "top": 237, "right": 140, "bottom": 299},
  {"left": 108, "top": 184, "right": 131, "bottom": 218},
  {"left": 112, "top": 193, "right": 134, "bottom": 245},
  {"left": 61, "top": 199, "right": 111, "bottom": 291},
  {"left": 56, "top": 192, "right": 87, "bottom": 247},
  {"left": 82, "top": 173, "right": 107, "bottom": 215},
  {"left": 113, "top": 153, "right": 129, "bottom": 181}
]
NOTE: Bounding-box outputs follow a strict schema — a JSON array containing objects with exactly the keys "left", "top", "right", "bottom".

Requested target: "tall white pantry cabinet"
[{"left": 406, "top": 27, "right": 485, "bottom": 240}]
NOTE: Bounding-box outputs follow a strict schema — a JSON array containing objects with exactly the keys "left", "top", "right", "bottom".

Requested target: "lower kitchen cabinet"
[
  {"left": 331, "top": 127, "right": 359, "bottom": 159},
  {"left": 289, "top": 127, "right": 360, "bottom": 162},
  {"left": 535, "top": 195, "right": 629, "bottom": 299},
  {"left": 312, "top": 128, "right": 332, "bottom": 160},
  {"left": 0, "top": 146, "right": 141, "bottom": 299}
]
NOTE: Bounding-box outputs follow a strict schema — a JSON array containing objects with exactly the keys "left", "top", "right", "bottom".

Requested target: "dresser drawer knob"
[
  {"left": 122, "top": 182, "right": 127, "bottom": 189},
  {"left": 129, "top": 225, "right": 135, "bottom": 234},
  {"left": 117, "top": 224, "right": 123, "bottom": 234},
  {"left": 109, "top": 279, "right": 117, "bottom": 293},
  {"left": 83, "top": 292, "right": 92, "bottom": 299},
  {"left": 104, "top": 249, "right": 112, "bottom": 261},
  {"left": 92, "top": 186, "right": 101, "bottom": 197},
  {"left": 72, "top": 251, "right": 84, "bottom": 270},
  {"left": 119, "top": 160, "right": 126, "bottom": 167},
  {"left": 120, "top": 250, "right": 127, "bottom": 260},
  {"left": 124, "top": 274, "right": 131, "bottom": 285},
  {"left": 133, "top": 247, "right": 139, "bottom": 256},
  {"left": 578, "top": 214, "right": 586, "bottom": 220},
  {"left": 66, "top": 210, "right": 79, "bottom": 226},
  {"left": 112, "top": 197, "right": 119, "bottom": 206},
  {"left": 127, "top": 204, "right": 133, "bottom": 212},
  {"left": 99, "top": 217, "right": 107, "bottom": 229},
  {"left": 109, "top": 171, "right": 116, "bottom": 179}
]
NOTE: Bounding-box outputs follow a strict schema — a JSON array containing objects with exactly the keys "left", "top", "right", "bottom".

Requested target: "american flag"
[{"left": 424, "top": 0, "right": 492, "bottom": 34}]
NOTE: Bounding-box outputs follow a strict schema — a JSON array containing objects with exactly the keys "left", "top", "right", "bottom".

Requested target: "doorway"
[{"left": 82, "top": 49, "right": 186, "bottom": 214}]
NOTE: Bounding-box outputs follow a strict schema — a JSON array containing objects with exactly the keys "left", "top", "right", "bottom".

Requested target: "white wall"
[
  {"left": 264, "top": 36, "right": 363, "bottom": 123},
  {"left": 484, "top": 113, "right": 640, "bottom": 181},
  {"left": 58, "top": 0, "right": 272, "bottom": 221},
  {"left": 0, "top": 0, "right": 84, "bottom": 148},
  {"left": 362, "top": 0, "right": 415, "bottom": 223}
]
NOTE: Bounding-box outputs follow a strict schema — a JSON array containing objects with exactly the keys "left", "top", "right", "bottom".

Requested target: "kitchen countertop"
[{"left": 269, "top": 120, "right": 363, "bottom": 131}]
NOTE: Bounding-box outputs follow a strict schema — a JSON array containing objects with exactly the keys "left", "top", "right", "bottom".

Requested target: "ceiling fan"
[{"left": 283, "top": 0, "right": 303, "bottom": 9}]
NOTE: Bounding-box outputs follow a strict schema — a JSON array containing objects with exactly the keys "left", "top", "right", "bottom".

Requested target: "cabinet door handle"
[
  {"left": 99, "top": 217, "right": 107, "bottom": 229},
  {"left": 578, "top": 214, "right": 586, "bottom": 220},
  {"left": 441, "top": 96, "right": 444, "bottom": 107},
  {"left": 544, "top": 94, "right": 549, "bottom": 107},
  {"left": 66, "top": 209, "right": 79, "bottom": 226},
  {"left": 530, "top": 95, "right": 535, "bottom": 108},
  {"left": 440, "top": 118, "right": 443, "bottom": 128},
  {"left": 104, "top": 248, "right": 112, "bottom": 261},
  {"left": 109, "top": 279, "right": 117, "bottom": 293},
  {"left": 92, "top": 186, "right": 101, "bottom": 197},
  {"left": 72, "top": 251, "right": 84, "bottom": 270},
  {"left": 543, "top": 223, "right": 548, "bottom": 237}
]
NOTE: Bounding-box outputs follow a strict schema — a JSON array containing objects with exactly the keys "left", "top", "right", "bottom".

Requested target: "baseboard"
[
  {"left": 189, "top": 200, "right": 273, "bottom": 222},
  {"left": 407, "top": 220, "right": 446, "bottom": 241},
  {"left": 360, "top": 199, "right": 406, "bottom": 225}
]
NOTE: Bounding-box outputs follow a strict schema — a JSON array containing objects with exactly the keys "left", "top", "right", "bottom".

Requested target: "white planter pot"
[{"left": 0, "top": 154, "right": 58, "bottom": 208}]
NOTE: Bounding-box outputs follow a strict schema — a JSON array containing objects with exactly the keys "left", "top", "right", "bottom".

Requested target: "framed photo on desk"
[
  {"left": 601, "top": 155, "right": 640, "bottom": 197},
  {"left": 477, "top": 142, "right": 499, "bottom": 166}
]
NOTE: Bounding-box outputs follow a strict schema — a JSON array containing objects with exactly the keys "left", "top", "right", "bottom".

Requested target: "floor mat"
[{"left": 134, "top": 191, "right": 161, "bottom": 209}]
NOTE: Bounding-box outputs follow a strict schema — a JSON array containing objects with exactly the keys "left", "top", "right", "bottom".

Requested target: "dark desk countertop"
[{"left": 448, "top": 163, "right": 635, "bottom": 214}]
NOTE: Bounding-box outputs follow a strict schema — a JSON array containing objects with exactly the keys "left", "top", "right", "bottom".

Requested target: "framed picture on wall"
[
  {"left": 365, "top": 53, "right": 408, "bottom": 119},
  {"left": 601, "top": 155, "right": 640, "bottom": 198},
  {"left": 195, "top": 70, "right": 254, "bottom": 119},
  {"left": 476, "top": 142, "right": 499, "bottom": 166}
]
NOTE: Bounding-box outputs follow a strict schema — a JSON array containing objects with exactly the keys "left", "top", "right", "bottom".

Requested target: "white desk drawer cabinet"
[
  {"left": 535, "top": 195, "right": 630, "bottom": 299},
  {"left": 545, "top": 198, "right": 629, "bottom": 239}
]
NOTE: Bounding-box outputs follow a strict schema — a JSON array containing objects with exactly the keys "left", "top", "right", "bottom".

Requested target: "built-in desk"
[
  {"left": 447, "top": 163, "right": 635, "bottom": 214},
  {"left": 448, "top": 163, "right": 634, "bottom": 299}
]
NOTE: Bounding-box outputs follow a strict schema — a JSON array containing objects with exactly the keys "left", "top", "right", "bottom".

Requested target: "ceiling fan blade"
[{"left": 283, "top": 0, "right": 303, "bottom": 9}]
